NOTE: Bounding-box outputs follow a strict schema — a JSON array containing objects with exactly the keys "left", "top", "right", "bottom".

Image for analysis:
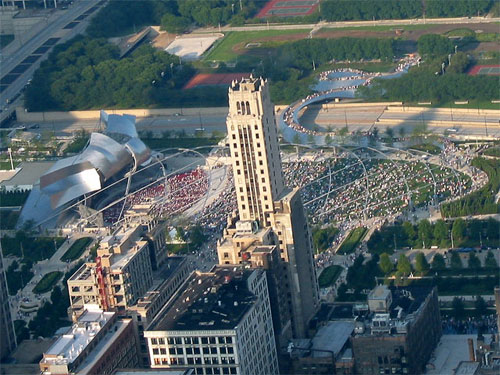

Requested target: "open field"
[
  {"left": 318, "top": 265, "right": 343, "bottom": 288},
  {"left": 204, "top": 29, "right": 311, "bottom": 61},
  {"left": 61, "top": 237, "right": 92, "bottom": 262},
  {"left": 204, "top": 22, "right": 499, "bottom": 63},
  {"left": 33, "top": 271, "right": 63, "bottom": 294}
]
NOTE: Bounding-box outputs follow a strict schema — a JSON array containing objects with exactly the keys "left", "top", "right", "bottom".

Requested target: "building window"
[{"left": 232, "top": 134, "right": 236, "bottom": 139}]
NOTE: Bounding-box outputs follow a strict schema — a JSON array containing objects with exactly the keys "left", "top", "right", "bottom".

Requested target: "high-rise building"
[
  {"left": 351, "top": 285, "right": 442, "bottom": 375},
  {"left": 39, "top": 305, "right": 139, "bottom": 375},
  {"left": 144, "top": 267, "right": 279, "bottom": 375},
  {"left": 217, "top": 76, "right": 319, "bottom": 338},
  {"left": 0, "top": 247, "right": 16, "bottom": 360},
  {"left": 68, "top": 224, "right": 153, "bottom": 317}
]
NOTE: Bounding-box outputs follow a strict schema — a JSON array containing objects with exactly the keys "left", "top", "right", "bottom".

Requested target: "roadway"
[
  {"left": 20, "top": 106, "right": 500, "bottom": 139},
  {"left": 197, "top": 16, "right": 500, "bottom": 32},
  {"left": 299, "top": 106, "right": 500, "bottom": 137},
  {"left": 0, "top": 0, "right": 104, "bottom": 123}
]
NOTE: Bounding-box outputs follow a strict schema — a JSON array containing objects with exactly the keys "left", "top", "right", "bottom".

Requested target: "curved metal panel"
[
  {"left": 84, "top": 133, "right": 132, "bottom": 179},
  {"left": 125, "top": 137, "right": 151, "bottom": 167},
  {"left": 105, "top": 114, "right": 138, "bottom": 138},
  {"left": 49, "top": 169, "right": 102, "bottom": 208}
]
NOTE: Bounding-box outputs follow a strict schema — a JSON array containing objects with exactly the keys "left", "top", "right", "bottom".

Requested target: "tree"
[
  {"left": 397, "top": 253, "right": 412, "bottom": 276},
  {"left": 292, "top": 133, "right": 301, "bottom": 145},
  {"left": 175, "top": 227, "right": 185, "bottom": 241},
  {"left": 417, "top": 34, "right": 454, "bottom": 57},
  {"left": 433, "top": 220, "right": 448, "bottom": 244},
  {"left": 379, "top": 253, "right": 393, "bottom": 275},
  {"left": 474, "top": 296, "right": 488, "bottom": 316},
  {"left": 431, "top": 253, "right": 446, "bottom": 270},
  {"left": 447, "top": 52, "right": 470, "bottom": 74},
  {"left": 452, "top": 218, "right": 466, "bottom": 245},
  {"left": 415, "top": 252, "right": 430, "bottom": 274},
  {"left": 385, "top": 128, "right": 394, "bottom": 139},
  {"left": 189, "top": 225, "right": 206, "bottom": 250},
  {"left": 451, "top": 297, "right": 465, "bottom": 319},
  {"left": 450, "top": 252, "right": 463, "bottom": 269},
  {"left": 324, "top": 134, "right": 333, "bottom": 146},
  {"left": 418, "top": 219, "right": 433, "bottom": 248},
  {"left": 468, "top": 252, "right": 481, "bottom": 270},
  {"left": 160, "top": 14, "right": 190, "bottom": 34},
  {"left": 484, "top": 251, "right": 498, "bottom": 268}
]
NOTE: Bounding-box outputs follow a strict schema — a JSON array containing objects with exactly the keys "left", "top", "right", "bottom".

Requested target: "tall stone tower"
[{"left": 218, "top": 76, "right": 319, "bottom": 339}]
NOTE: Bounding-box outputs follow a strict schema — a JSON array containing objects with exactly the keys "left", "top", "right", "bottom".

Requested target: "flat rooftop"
[
  {"left": 149, "top": 268, "right": 256, "bottom": 332},
  {"left": 427, "top": 335, "right": 488, "bottom": 375},
  {"left": 42, "top": 306, "right": 114, "bottom": 366},
  {"left": 311, "top": 321, "right": 354, "bottom": 358},
  {"left": 0, "top": 161, "right": 54, "bottom": 188}
]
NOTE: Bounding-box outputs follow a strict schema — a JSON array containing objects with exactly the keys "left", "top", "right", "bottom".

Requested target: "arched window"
[
  {"left": 246, "top": 101, "right": 251, "bottom": 115},
  {"left": 236, "top": 102, "right": 241, "bottom": 115}
]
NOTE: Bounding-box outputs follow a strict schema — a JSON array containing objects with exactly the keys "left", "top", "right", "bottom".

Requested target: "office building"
[
  {"left": 128, "top": 256, "right": 192, "bottom": 366},
  {"left": 144, "top": 267, "right": 279, "bottom": 375},
  {"left": 217, "top": 76, "right": 319, "bottom": 338},
  {"left": 351, "top": 285, "right": 442, "bottom": 375},
  {"left": 39, "top": 305, "right": 138, "bottom": 375},
  {"left": 0, "top": 247, "right": 16, "bottom": 360},
  {"left": 68, "top": 224, "right": 153, "bottom": 316}
]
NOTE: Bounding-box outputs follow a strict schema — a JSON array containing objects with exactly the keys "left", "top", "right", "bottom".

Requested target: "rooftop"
[
  {"left": 149, "top": 268, "right": 256, "bottom": 332},
  {"left": 356, "top": 286, "right": 435, "bottom": 336},
  {"left": 0, "top": 161, "right": 54, "bottom": 188},
  {"left": 42, "top": 306, "right": 115, "bottom": 366},
  {"left": 75, "top": 319, "right": 132, "bottom": 374},
  {"left": 311, "top": 321, "right": 354, "bottom": 358}
]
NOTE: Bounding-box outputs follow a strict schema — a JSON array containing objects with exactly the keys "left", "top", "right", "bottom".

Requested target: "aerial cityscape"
[{"left": 0, "top": 1, "right": 499, "bottom": 375}]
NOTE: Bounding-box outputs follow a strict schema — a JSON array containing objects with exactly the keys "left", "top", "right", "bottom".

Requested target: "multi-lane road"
[
  {"left": 25, "top": 105, "right": 499, "bottom": 140},
  {"left": 300, "top": 106, "right": 500, "bottom": 137},
  {"left": 0, "top": 0, "right": 105, "bottom": 123}
]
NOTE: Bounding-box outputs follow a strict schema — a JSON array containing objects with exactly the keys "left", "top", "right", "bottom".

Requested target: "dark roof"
[{"left": 150, "top": 268, "right": 256, "bottom": 331}]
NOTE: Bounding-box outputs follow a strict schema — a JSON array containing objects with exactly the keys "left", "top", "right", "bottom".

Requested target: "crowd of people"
[
  {"left": 442, "top": 314, "right": 498, "bottom": 335},
  {"left": 103, "top": 167, "right": 209, "bottom": 224}
]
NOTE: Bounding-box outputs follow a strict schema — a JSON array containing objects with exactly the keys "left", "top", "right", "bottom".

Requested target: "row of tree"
[
  {"left": 379, "top": 249, "right": 498, "bottom": 277},
  {"left": 87, "top": 0, "right": 262, "bottom": 37},
  {"left": 25, "top": 37, "right": 194, "bottom": 111},
  {"left": 86, "top": 0, "right": 495, "bottom": 37},
  {"left": 368, "top": 218, "right": 499, "bottom": 254},
  {"left": 322, "top": 0, "right": 422, "bottom": 21},
  {"left": 441, "top": 158, "right": 500, "bottom": 217},
  {"left": 359, "top": 68, "right": 498, "bottom": 103},
  {"left": 321, "top": 0, "right": 493, "bottom": 21}
]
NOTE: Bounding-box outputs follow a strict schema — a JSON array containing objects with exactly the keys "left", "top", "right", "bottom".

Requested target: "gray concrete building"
[{"left": 144, "top": 267, "right": 279, "bottom": 375}]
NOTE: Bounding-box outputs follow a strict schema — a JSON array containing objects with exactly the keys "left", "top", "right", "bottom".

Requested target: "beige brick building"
[{"left": 217, "top": 76, "right": 319, "bottom": 339}]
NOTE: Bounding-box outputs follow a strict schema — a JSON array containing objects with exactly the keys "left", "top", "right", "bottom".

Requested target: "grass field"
[
  {"left": 319, "top": 24, "right": 434, "bottom": 33},
  {"left": 337, "top": 227, "right": 367, "bottom": 255},
  {"left": 204, "top": 29, "right": 311, "bottom": 61},
  {"left": 33, "top": 271, "right": 63, "bottom": 294},
  {"left": 166, "top": 243, "right": 189, "bottom": 254},
  {"left": 318, "top": 265, "right": 343, "bottom": 288},
  {"left": 61, "top": 237, "right": 93, "bottom": 262}
]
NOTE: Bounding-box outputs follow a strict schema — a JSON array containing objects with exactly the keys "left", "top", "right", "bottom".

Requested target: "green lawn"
[
  {"left": 0, "top": 161, "right": 19, "bottom": 170},
  {"left": 33, "top": 271, "right": 63, "bottom": 294},
  {"left": 319, "top": 24, "right": 434, "bottom": 33},
  {"left": 166, "top": 243, "right": 189, "bottom": 254},
  {"left": 204, "top": 29, "right": 312, "bottom": 61},
  {"left": 408, "top": 143, "right": 441, "bottom": 155},
  {"left": 337, "top": 227, "right": 367, "bottom": 255},
  {"left": 61, "top": 237, "right": 93, "bottom": 262},
  {"left": 1, "top": 236, "right": 65, "bottom": 263},
  {"left": 318, "top": 265, "right": 343, "bottom": 288}
]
